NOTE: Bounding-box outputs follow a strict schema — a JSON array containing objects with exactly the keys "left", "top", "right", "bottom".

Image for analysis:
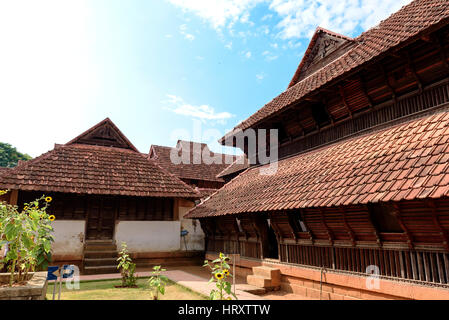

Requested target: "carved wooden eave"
[
  {"left": 66, "top": 118, "right": 139, "bottom": 152},
  {"left": 288, "top": 27, "right": 355, "bottom": 88}
]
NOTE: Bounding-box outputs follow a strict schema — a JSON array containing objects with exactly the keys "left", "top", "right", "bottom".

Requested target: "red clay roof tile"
[
  {"left": 221, "top": 0, "right": 449, "bottom": 143},
  {"left": 149, "top": 142, "right": 236, "bottom": 183},
  {"left": 186, "top": 110, "right": 449, "bottom": 218}
]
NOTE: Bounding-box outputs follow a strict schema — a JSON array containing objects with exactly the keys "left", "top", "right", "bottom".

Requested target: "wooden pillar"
[
  {"left": 9, "top": 189, "right": 18, "bottom": 205},
  {"left": 173, "top": 198, "right": 180, "bottom": 221}
]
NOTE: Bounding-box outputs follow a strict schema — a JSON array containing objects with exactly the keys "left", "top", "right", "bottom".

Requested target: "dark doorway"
[
  {"left": 266, "top": 219, "right": 279, "bottom": 259},
  {"left": 86, "top": 197, "right": 116, "bottom": 240}
]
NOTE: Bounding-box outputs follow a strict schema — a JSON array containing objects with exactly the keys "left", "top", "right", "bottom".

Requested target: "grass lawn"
[{"left": 46, "top": 278, "right": 207, "bottom": 300}]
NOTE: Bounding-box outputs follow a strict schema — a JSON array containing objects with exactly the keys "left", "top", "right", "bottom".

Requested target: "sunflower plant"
[
  {"left": 203, "top": 252, "right": 237, "bottom": 300},
  {"left": 0, "top": 193, "right": 55, "bottom": 286}
]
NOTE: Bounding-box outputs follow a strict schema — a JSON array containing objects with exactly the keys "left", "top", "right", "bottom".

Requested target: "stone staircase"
[
  {"left": 82, "top": 240, "right": 118, "bottom": 275},
  {"left": 241, "top": 266, "right": 281, "bottom": 295}
]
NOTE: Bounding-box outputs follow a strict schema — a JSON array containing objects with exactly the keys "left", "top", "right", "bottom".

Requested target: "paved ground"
[{"left": 78, "top": 266, "right": 311, "bottom": 300}]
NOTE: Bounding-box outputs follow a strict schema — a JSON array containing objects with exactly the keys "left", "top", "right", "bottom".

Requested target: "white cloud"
[
  {"left": 168, "top": 0, "right": 413, "bottom": 40},
  {"left": 262, "top": 51, "right": 278, "bottom": 61},
  {"left": 168, "top": 0, "right": 264, "bottom": 31},
  {"left": 261, "top": 14, "right": 273, "bottom": 21},
  {"left": 225, "top": 41, "right": 233, "bottom": 50},
  {"left": 164, "top": 95, "right": 234, "bottom": 122},
  {"left": 269, "top": 0, "right": 413, "bottom": 39},
  {"left": 179, "top": 24, "right": 196, "bottom": 41},
  {"left": 244, "top": 51, "right": 252, "bottom": 59},
  {"left": 256, "top": 72, "right": 266, "bottom": 81}
]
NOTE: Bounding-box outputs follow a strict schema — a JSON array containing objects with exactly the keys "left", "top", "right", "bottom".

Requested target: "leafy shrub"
[
  {"left": 117, "top": 242, "right": 137, "bottom": 287},
  {"left": 147, "top": 265, "right": 169, "bottom": 300},
  {"left": 0, "top": 192, "right": 55, "bottom": 286}
]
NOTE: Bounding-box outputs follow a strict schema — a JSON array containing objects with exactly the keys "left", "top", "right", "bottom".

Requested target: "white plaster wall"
[
  {"left": 180, "top": 206, "right": 205, "bottom": 251},
  {"left": 115, "top": 221, "right": 181, "bottom": 252},
  {"left": 52, "top": 221, "right": 85, "bottom": 257}
]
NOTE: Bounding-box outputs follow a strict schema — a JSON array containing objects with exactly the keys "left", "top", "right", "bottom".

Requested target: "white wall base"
[
  {"left": 115, "top": 221, "right": 181, "bottom": 252},
  {"left": 52, "top": 220, "right": 85, "bottom": 257}
]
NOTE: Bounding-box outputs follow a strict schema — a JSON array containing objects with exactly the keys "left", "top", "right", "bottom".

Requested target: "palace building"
[
  {"left": 185, "top": 0, "right": 449, "bottom": 299},
  {"left": 0, "top": 118, "right": 204, "bottom": 274}
]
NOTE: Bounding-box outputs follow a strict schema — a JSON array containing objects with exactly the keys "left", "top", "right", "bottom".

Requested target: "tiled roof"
[
  {"left": 216, "top": 155, "right": 249, "bottom": 179},
  {"left": 221, "top": 0, "right": 449, "bottom": 142},
  {"left": 150, "top": 141, "right": 236, "bottom": 183},
  {"left": 0, "top": 144, "right": 200, "bottom": 197},
  {"left": 288, "top": 27, "right": 354, "bottom": 88},
  {"left": 196, "top": 188, "right": 219, "bottom": 198},
  {"left": 186, "top": 110, "right": 449, "bottom": 218},
  {"left": 0, "top": 167, "right": 11, "bottom": 178},
  {"left": 0, "top": 119, "right": 200, "bottom": 198}
]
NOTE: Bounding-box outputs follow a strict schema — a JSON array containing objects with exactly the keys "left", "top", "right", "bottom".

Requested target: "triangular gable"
[
  {"left": 176, "top": 140, "right": 209, "bottom": 152},
  {"left": 288, "top": 27, "right": 354, "bottom": 88},
  {"left": 66, "top": 118, "right": 139, "bottom": 152}
]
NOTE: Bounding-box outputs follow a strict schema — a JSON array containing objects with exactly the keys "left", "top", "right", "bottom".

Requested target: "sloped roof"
[
  {"left": 0, "top": 167, "right": 10, "bottom": 177},
  {"left": 149, "top": 141, "right": 237, "bottom": 183},
  {"left": 221, "top": 0, "right": 449, "bottom": 143},
  {"left": 186, "top": 109, "right": 449, "bottom": 218},
  {"left": 216, "top": 155, "right": 249, "bottom": 179},
  {"left": 0, "top": 119, "right": 200, "bottom": 198},
  {"left": 288, "top": 27, "right": 354, "bottom": 88}
]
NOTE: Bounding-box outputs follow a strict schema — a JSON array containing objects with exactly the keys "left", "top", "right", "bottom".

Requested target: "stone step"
[
  {"left": 83, "top": 250, "right": 118, "bottom": 259},
  {"left": 84, "top": 243, "right": 117, "bottom": 251},
  {"left": 84, "top": 258, "right": 118, "bottom": 267},
  {"left": 235, "top": 284, "right": 267, "bottom": 295},
  {"left": 247, "top": 275, "right": 272, "bottom": 288},
  {"left": 253, "top": 266, "right": 281, "bottom": 286},
  {"left": 83, "top": 265, "right": 119, "bottom": 275}
]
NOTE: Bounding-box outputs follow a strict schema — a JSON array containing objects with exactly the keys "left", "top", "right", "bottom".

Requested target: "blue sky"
[{"left": 0, "top": 0, "right": 411, "bottom": 157}]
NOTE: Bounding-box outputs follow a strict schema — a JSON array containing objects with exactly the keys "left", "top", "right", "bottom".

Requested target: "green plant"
[
  {"left": 0, "top": 193, "right": 55, "bottom": 286},
  {"left": 147, "top": 265, "right": 169, "bottom": 300},
  {"left": 117, "top": 242, "right": 137, "bottom": 287},
  {"left": 203, "top": 252, "right": 237, "bottom": 300}
]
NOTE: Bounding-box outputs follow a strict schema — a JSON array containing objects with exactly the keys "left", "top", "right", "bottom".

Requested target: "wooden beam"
[
  {"left": 358, "top": 74, "right": 374, "bottom": 108},
  {"left": 391, "top": 203, "right": 414, "bottom": 249},
  {"left": 9, "top": 189, "right": 18, "bottom": 205},
  {"left": 404, "top": 50, "right": 423, "bottom": 93},
  {"left": 298, "top": 208, "right": 314, "bottom": 242},
  {"left": 338, "top": 85, "right": 353, "bottom": 118},
  {"left": 365, "top": 205, "right": 382, "bottom": 246},
  {"left": 338, "top": 207, "right": 356, "bottom": 246},
  {"left": 290, "top": 109, "right": 306, "bottom": 136},
  {"left": 427, "top": 200, "right": 449, "bottom": 252},
  {"left": 436, "top": 32, "right": 449, "bottom": 75},
  {"left": 380, "top": 64, "right": 397, "bottom": 102},
  {"left": 321, "top": 96, "right": 335, "bottom": 125},
  {"left": 318, "top": 208, "right": 334, "bottom": 244}
]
